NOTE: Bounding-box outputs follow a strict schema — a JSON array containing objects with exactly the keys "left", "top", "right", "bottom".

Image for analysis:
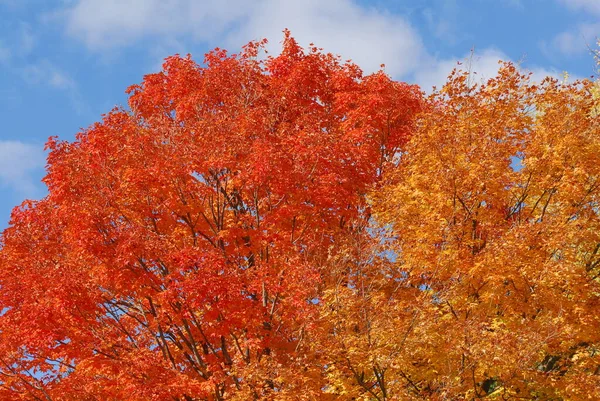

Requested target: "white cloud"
[
  {"left": 528, "top": 66, "right": 578, "bottom": 83},
  {"left": 19, "top": 60, "right": 87, "bottom": 114},
  {"left": 0, "top": 24, "right": 75, "bottom": 93},
  {"left": 59, "top": 0, "right": 426, "bottom": 77},
  {"left": 548, "top": 23, "right": 600, "bottom": 57},
  {"left": 0, "top": 41, "right": 10, "bottom": 65},
  {"left": 0, "top": 0, "right": 21, "bottom": 7},
  {"left": 558, "top": 0, "right": 600, "bottom": 15},
  {"left": 55, "top": 0, "right": 585, "bottom": 89},
  {"left": 552, "top": 31, "right": 582, "bottom": 57},
  {"left": 505, "top": 0, "right": 524, "bottom": 9},
  {"left": 230, "top": 0, "right": 424, "bottom": 77},
  {"left": 17, "top": 22, "right": 35, "bottom": 56},
  {"left": 0, "top": 141, "right": 45, "bottom": 196},
  {"left": 22, "top": 60, "right": 75, "bottom": 90},
  {"left": 422, "top": 0, "right": 461, "bottom": 45},
  {"left": 60, "top": 0, "right": 251, "bottom": 50},
  {"left": 414, "top": 48, "right": 509, "bottom": 92},
  {"left": 414, "top": 48, "right": 576, "bottom": 93},
  {"left": 48, "top": 70, "right": 75, "bottom": 90}
]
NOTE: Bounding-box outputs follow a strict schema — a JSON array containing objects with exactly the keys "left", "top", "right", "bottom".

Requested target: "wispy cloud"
[
  {"left": 414, "top": 48, "right": 509, "bottom": 92},
  {"left": 58, "top": 0, "right": 251, "bottom": 50},
  {"left": 0, "top": 22, "right": 79, "bottom": 95},
  {"left": 543, "top": 23, "right": 600, "bottom": 58},
  {"left": 57, "top": 0, "right": 426, "bottom": 77},
  {"left": 541, "top": 2, "right": 600, "bottom": 60},
  {"left": 557, "top": 0, "right": 600, "bottom": 15},
  {"left": 17, "top": 59, "right": 87, "bottom": 114},
  {"left": 17, "top": 22, "right": 35, "bottom": 56},
  {"left": 0, "top": 141, "right": 45, "bottom": 197},
  {"left": 228, "top": 0, "right": 425, "bottom": 77},
  {"left": 414, "top": 48, "right": 579, "bottom": 93},
  {"left": 0, "top": 41, "right": 10, "bottom": 65},
  {"left": 422, "top": 0, "right": 463, "bottom": 45},
  {"left": 21, "top": 59, "right": 75, "bottom": 90},
  {"left": 50, "top": 1, "right": 594, "bottom": 93}
]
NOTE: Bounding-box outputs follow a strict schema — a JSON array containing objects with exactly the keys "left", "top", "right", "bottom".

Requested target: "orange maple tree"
[{"left": 0, "top": 32, "right": 420, "bottom": 400}]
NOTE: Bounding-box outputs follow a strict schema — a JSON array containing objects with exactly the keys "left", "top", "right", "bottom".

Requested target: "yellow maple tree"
[{"left": 323, "top": 63, "right": 600, "bottom": 400}]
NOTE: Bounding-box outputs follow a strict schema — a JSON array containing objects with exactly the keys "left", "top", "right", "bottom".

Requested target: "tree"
[
  {"left": 0, "top": 32, "right": 421, "bottom": 400},
  {"left": 332, "top": 64, "right": 600, "bottom": 400},
  {"left": 3, "top": 33, "right": 599, "bottom": 401}
]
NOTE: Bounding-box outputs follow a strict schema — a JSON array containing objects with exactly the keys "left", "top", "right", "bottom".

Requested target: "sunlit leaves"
[{"left": 356, "top": 64, "right": 600, "bottom": 400}]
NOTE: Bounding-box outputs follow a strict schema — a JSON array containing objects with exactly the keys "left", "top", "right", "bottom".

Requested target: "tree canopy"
[{"left": 0, "top": 33, "right": 599, "bottom": 400}]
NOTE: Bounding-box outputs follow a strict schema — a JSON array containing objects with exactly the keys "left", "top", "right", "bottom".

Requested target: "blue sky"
[{"left": 0, "top": 0, "right": 598, "bottom": 229}]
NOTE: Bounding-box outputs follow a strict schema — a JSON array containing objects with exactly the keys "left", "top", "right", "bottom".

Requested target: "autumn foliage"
[{"left": 1, "top": 33, "right": 600, "bottom": 400}]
